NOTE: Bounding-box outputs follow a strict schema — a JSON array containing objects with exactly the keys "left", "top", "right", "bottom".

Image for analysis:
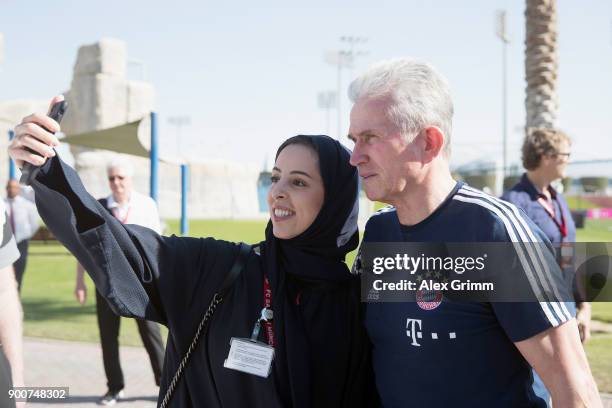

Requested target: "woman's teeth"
[{"left": 274, "top": 208, "right": 294, "bottom": 217}]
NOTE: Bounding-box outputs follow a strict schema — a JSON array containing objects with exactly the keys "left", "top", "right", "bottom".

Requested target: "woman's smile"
[{"left": 272, "top": 205, "right": 296, "bottom": 221}]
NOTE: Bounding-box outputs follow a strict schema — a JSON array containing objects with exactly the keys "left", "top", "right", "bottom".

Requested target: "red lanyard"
[
  {"left": 537, "top": 196, "right": 567, "bottom": 239},
  {"left": 111, "top": 205, "right": 131, "bottom": 224},
  {"left": 263, "top": 276, "right": 275, "bottom": 347}
]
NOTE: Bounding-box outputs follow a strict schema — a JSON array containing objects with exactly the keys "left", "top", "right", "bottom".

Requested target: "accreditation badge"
[
  {"left": 560, "top": 242, "right": 573, "bottom": 269},
  {"left": 223, "top": 337, "right": 275, "bottom": 378}
]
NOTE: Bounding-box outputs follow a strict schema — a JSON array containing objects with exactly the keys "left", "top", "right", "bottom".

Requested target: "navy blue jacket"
[{"left": 501, "top": 173, "right": 576, "bottom": 244}]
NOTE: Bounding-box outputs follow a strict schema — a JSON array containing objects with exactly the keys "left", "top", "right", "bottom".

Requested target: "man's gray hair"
[
  {"left": 106, "top": 157, "right": 134, "bottom": 177},
  {"left": 348, "top": 58, "right": 454, "bottom": 152}
]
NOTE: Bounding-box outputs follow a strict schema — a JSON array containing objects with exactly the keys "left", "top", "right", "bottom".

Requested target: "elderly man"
[
  {"left": 348, "top": 58, "right": 600, "bottom": 407},
  {"left": 4, "top": 180, "right": 39, "bottom": 292},
  {"left": 74, "top": 158, "right": 165, "bottom": 406}
]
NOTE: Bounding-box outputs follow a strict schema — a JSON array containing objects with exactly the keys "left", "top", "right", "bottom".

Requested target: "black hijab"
[{"left": 259, "top": 135, "right": 361, "bottom": 407}]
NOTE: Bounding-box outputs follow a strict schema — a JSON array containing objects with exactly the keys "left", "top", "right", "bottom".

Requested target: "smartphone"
[{"left": 19, "top": 100, "right": 68, "bottom": 186}]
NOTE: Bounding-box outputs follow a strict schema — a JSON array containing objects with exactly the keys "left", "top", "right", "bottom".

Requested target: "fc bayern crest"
[{"left": 416, "top": 289, "right": 443, "bottom": 310}]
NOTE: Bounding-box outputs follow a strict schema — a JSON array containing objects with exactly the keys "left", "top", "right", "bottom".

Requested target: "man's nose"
[{"left": 350, "top": 143, "right": 365, "bottom": 167}]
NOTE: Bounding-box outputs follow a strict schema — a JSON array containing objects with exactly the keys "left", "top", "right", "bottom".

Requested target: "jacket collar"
[{"left": 519, "top": 173, "right": 557, "bottom": 201}]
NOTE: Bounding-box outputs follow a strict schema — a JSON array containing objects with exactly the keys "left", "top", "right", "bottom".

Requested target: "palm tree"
[{"left": 525, "top": 0, "right": 558, "bottom": 129}]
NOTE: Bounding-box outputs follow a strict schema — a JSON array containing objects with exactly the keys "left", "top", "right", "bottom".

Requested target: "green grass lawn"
[
  {"left": 22, "top": 219, "right": 269, "bottom": 347},
  {"left": 586, "top": 334, "right": 612, "bottom": 393},
  {"left": 577, "top": 219, "right": 612, "bottom": 242},
  {"left": 164, "top": 219, "right": 266, "bottom": 242},
  {"left": 21, "top": 217, "right": 612, "bottom": 391},
  {"left": 565, "top": 195, "right": 602, "bottom": 210},
  {"left": 22, "top": 243, "right": 161, "bottom": 347}
]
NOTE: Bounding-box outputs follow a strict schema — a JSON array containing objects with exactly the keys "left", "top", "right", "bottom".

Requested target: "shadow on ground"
[{"left": 22, "top": 298, "right": 96, "bottom": 322}]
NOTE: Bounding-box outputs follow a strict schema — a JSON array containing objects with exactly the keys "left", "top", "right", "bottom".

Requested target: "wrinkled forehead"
[{"left": 349, "top": 97, "right": 397, "bottom": 134}]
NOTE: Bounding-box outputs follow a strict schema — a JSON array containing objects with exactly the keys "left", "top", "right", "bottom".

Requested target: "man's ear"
[{"left": 423, "top": 126, "right": 445, "bottom": 160}]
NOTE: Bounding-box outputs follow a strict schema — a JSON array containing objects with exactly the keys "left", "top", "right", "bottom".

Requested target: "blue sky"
[{"left": 1, "top": 0, "right": 611, "bottom": 174}]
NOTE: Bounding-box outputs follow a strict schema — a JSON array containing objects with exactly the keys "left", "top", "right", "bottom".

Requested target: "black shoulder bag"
[{"left": 160, "top": 242, "right": 252, "bottom": 408}]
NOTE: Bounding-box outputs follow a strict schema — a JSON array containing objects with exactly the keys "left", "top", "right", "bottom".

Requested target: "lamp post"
[
  {"left": 150, "top": 112, "right": 159, "bottom": 203},
  {"left": 1, "top": 35, "right": 12, "bottom": 179},
  {"left": 496, "top": 10, "right": 510, "bottom": 178},
  {"left": 8, "top": 130, "right": 15, "bottom": 180},
  {"left": 180, "top": 164, "right": 189, "bottom": 235},
  {"left": 317, "top": 91, "right": 336, "bottom": 135},
  {"left": 168, "top": 116, "right": 191, "bottom": 160},
  {"left": 1, "top": 116, "right": 16, "bottom": 179},
  {"left": 324, "top": 36, "right": 368, "bottom": 140},
  {"left": 168, "top": 116, "right": 191, "bottom": 235}
]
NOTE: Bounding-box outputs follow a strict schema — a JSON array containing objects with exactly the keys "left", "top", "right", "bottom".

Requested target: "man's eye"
[{"left": 270, "top": 175, "right": 279, "bottom": 183}]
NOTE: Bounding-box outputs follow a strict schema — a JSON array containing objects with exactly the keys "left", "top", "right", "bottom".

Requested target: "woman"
[
  {"left": 502, "top": 128, "right": 576, "bottom": 249},
  {"left": 9, "top": 96, "right": 377, "bottom": 407},
  {"left": 501, "top": 128, "right": 590, "bottom": 406}
]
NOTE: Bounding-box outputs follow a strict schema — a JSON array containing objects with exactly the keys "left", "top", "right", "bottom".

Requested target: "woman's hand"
[{"left": 8, "top": 95, "right": 63, "bottom": 169}]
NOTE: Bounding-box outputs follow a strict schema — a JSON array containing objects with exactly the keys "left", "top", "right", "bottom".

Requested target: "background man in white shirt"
[
  {"left": 75, "top": 158, "right": 164, "bottom": 406},
  {"left": 0, "top": 199, "right": 26, "bottom": 408},
  {"left": 4, "top": 179, "right": 39, "bottom": 292}
]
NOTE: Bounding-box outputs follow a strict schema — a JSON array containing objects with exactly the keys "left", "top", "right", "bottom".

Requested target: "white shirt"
[
  {"left": 4, "top": 195, "right": 39, "bottom": 244},
  {"left": 105, "top": 190, "right": 161, "bottom": 234},
  {"left": 0, "top": 200, "right": 20, "bottom": 266}
]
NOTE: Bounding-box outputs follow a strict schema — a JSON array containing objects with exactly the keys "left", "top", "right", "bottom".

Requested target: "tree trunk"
[{"left": 525, "top": 0, "right": 558, "bottom": 129}]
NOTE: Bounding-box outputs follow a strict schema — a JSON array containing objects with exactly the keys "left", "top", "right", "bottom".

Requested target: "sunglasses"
[
  {"left": 554, "top": 152, "right": 571, "bottom": 158},
  {"left": 546, "top": 150, "right": 570, "bottom": 159},
  {"left": 108, "top": 175, "right": 126, "bottom": 182}
]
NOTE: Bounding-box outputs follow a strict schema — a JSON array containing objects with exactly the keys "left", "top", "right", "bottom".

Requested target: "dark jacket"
[
  {"left": 501, "top": 173, "right": 576, "bottom": 244},
  {"left": 31, "top": 156, "right": 377, "bottom": 408}
]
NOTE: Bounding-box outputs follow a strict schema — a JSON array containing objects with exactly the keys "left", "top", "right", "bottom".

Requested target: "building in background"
[{"left": 1, "top": 38, "right": 263, "bottom": 220}]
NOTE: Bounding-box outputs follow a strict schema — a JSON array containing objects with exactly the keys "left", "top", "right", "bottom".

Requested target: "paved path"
[
  {"left": 20, "top": 336, "right": 612, "bottom": 407},
  {"left": 592, "top": 319, "right": 612, "bottom": 334},
  {"left": 23, "top": 337, "right": 158, "bottom": 407}
]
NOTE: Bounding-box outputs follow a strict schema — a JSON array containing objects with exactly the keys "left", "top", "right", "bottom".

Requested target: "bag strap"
[
  {"left": 160, "top": 242, "right": 252, "bottom": 408},
  {"left": 219, "top": 242, "right": 252, "bottom": 295}
]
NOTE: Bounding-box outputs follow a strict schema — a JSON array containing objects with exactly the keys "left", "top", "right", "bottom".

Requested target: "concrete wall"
[{"left": 62, "top": 38, "right": 263, "bottom": 219}]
